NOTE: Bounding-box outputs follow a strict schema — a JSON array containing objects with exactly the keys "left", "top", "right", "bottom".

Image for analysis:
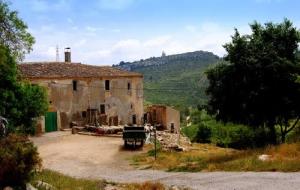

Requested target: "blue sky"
[{"left": 11, "top": 0, "right": 300, "bottom": 65}]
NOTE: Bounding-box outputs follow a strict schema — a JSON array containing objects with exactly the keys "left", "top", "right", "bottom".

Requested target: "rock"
[
  {"left": 36, "top": 180, "right": 56, "bottom": 190},
  {"left": 170, "top": 185, "right": 180, "bottom": 190},
  {"left": 3, "top": 187, "right": 13, "bottom": 190},
  {"left": 104, "top": 184, "right": 120, "bottom": 190},
  {"left": 26, "top": 183, "right": 38, "bottom": 190},
  {"left": 169, "top": 185, "right": 191, "bottom": 190},
  {"left": 152, "top": 131, "right": 191, "bottom": 152},
  {"left": 258, "top": 154, "right": 272, "bottom": 161},
  {"left": 168, "top": 143, "right": 179, "bottom": 149}
]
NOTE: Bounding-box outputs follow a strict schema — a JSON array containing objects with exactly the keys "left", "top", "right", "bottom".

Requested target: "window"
[
  {"left": 100, "top": 104, "right": 105, "bottom": 114},
  {"left": 127, "top": 82, "right": 131, "bottom": 90},
  {"left": 105, "top": 80, "right": 110, "bottom": 91},
  {"left": 72, "top": 80, "right": 77, "bottom": 91}
]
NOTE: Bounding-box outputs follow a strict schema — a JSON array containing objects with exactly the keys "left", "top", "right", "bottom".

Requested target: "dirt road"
[{"left": 32, "top": 131, "right": 300, "bottom": 190}]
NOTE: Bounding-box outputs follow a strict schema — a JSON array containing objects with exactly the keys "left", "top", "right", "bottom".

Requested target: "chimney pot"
[{"left": 64, "top": 47, "right": 71, "bottom": 63}]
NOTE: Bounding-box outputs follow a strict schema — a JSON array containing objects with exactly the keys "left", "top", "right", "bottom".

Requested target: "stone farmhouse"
[{"left": 18, "top": 50, "right": 144, "bottom": 132}]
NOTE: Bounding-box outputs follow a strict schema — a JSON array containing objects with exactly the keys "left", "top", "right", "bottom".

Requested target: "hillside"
[{"left": 114, "top": 51, "right": 220, "bottom": 111}]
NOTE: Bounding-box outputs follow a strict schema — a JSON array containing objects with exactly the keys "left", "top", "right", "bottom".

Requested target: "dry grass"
[
  {"left": 32, "top": 170, "right": 169, "bottom": 190},
  {"left": 31, "top": 169, "right": 106, "bottom": 190},
  {"left": 265, "top": 143, "right": 300, "bottom": 160},
  {"left": 132, "top": 143, "right": 300, "bottom": 172},
  {"left": 125, "top": 181, "right": 166, "bottom": 190}
]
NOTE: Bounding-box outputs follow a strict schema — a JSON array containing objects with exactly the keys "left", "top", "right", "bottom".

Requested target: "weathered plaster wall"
[
  {"left": 31, "top": 76, "right": 143, "bottom": 128},
  {"left": 166, "top": 107, "right": 180, "bottom": 133},
  {"left": 147, "top": 105, "right": 167, "bottom": 129},
  {"left": 147, "top": 105, "right": 180, "bottom": 132}
]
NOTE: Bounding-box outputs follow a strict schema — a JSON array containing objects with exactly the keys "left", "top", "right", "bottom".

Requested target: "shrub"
[
  {"left": 211, "top": 123, "right": 255, "bottom": 149},
  {"left": 0, "top": 134, "right": 41, "bottom": 189},
  {"left": 194, "top": 123, "right": 211, "bottom": 143},
  {"left": 183, "top": 109, "right": 272, "bottom": 149}
]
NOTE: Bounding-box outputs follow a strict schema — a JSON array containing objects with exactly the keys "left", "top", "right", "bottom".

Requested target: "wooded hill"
[{"left": 113, "top": 51, "right": 220, "bottom": 111}]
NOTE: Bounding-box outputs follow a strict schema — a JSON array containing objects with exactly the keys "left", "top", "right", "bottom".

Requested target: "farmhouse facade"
[{"left": 18, "top": 58, "right": 144, "bottom": 132}]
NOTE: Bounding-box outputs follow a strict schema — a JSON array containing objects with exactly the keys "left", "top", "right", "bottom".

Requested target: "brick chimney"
[{"left": 64, "top": 47, "right": 71, "bottom": 63}]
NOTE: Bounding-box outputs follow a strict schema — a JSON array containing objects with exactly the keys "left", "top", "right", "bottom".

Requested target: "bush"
[
  {"left": 211, "top": 123, "right": 255, "bottom": 149},
  {"left": 183, "top": 109, "right": 271, "bottom": 149},
  {"left": 194, "top": 123, "right": 211, "bottom": 143},
  {"left": 0, "top": 134, "right": 41, "bottom": 189}
]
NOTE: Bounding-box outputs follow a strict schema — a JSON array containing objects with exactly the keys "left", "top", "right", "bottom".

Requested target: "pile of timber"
[{"left": 72, "top": 125, "right": 123, "bottom": 136}]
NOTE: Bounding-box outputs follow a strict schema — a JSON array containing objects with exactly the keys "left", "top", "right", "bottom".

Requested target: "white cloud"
[
  {"left": 86, "top": 26, "right": 104, "bottom": 33},
  {"left": 185, "top": 25, "right": 197, "bottom": 33},
  {"left": 24, "top": 21, "right": 252, "bottom": 65},
  {"left": 113, "top": 39, "right": 141, "bottom": 49},
  {"left": 144, "top": 35, "right": 172, "bottom": 47}
]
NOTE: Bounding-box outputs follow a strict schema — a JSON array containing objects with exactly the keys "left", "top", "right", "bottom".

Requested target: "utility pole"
[
  {"left": 154, "top": 125, "right": 157, "bottom": 160},
  {"left": 56, "top": 45, "right": 59, "bottom": 62}
]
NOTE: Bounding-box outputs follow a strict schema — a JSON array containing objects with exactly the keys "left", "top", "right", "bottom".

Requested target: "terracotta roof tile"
[{"left": 18, "top": 62, "right": 142, "bottom": 79}]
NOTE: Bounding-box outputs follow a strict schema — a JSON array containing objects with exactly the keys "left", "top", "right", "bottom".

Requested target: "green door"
[{"left": 45, "top": 112, "right": 57, "bottom": 132}]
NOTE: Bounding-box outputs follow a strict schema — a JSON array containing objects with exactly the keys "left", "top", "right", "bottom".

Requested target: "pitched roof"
[{"left": 18, "top": 62, "right": 143, "bottom": 79}]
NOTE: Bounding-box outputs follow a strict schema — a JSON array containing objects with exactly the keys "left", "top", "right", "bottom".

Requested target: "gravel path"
[{"left": 32, "top": 131, "right": 300, "bottom": 190}]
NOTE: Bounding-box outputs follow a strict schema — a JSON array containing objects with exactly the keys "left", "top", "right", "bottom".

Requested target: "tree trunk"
[
  {"left": 281, "top": 132, "right": 286, "bottom": 143},
  {"left": 280, "top": 117, "right": 300, "bottom": 144},
  {"left": 268, "top": 125, "right": 277, "bottom": 145}
]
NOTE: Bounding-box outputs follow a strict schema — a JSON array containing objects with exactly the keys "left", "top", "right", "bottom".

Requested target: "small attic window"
[{"left": 73, "top": 80, "right": 77, "bottom": 91}]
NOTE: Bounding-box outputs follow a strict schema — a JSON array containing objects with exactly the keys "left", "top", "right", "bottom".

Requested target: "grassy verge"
[
  {"left": 131, "top": 143, "right": 300, "bottom": 172},
  {"left": 31, "top": 169, "right": 106, "bottom": 190},
  {"left": 31, "top": 170, "right": 170, "bottom": 190}
]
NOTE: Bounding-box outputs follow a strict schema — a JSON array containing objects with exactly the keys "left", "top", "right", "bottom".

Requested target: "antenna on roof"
[{"left": 56, "top": 45, "right": 60, "bottom": 62}]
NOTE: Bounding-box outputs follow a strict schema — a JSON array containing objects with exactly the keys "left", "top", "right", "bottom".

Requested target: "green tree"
[
  {"left": 206, "top": 19, "right": 300, "bottom": 144},
  {"left": 0, "top": 45, "right": 48, "bottom": 134},
  {"left": 0, "top": 0, "right": 35, "bottom": 60},
  {"left": 0, "top": 1, "right": 48, "bottom": 134}
]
